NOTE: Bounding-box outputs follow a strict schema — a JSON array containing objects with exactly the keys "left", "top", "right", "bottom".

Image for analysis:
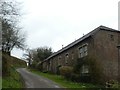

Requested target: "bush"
[
  {"left": 30, "top": 61, "right": 38, "bottom": 69},
  {"left": 71, "top": 73, "right": 91, "bottom": 83},
  {"left": 59, "top": 66, "right": 73, "bottom": 80},
  {"left": 73, "top": 57, "right": 103, "bottom": 84},
  {"left": 36, "top": 62, "right": 43, "bottom": 71},
  {"left": 56, "top": 65, "right": 62, "bottom": 75},
  {"left": 70, "top": 73, "right": 81, "bottom": 82}
]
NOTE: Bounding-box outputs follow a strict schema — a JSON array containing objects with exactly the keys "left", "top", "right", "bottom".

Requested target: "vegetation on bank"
[
  {"left": 2, "top": 67, "right": 23, "bottom": 88},
  {"left": 2, "top": 53, "right": 26, "bottom": 88},
  {"left": 29, "top": 68, "right": 102, "bottom": 89}
]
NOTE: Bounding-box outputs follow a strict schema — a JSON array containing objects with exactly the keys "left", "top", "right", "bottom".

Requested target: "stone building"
[{"left": 41, "top": 25, "right": 120, "bottom": 82}]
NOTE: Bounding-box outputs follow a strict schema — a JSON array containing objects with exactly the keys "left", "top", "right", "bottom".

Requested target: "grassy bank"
[
  {"left": 2, "top": 67, "right": 23, "bottom": 88},
  {"left": 30, "top": 69, "right": 101, "bottom": 89},
  {"left": 2, "top": 52, "right": 26, "bottom": 88}
]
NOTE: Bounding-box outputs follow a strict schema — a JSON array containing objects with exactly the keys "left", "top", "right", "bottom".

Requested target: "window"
[
  {"left": 81, "top": 65, "right": 89, "bottom": 74},
  {"left": 65, "top": 53, "right": 69, "bottom": 64},
  {"left": 110, "top": 35, "right": 114, "bottom": 41},
  {"left": 109, "top": 34, "right": 114, "bottom": 41},
  {"left": 58, "top": 56, "right": 61, "bottom": 65},
  {"left": 84, "top": 45, "right": 88, "bottom": 56},
  {"left": 66, "top": 53, "right": 69, "bottom": 57},
  {"left": 79, "top": 44, "right": 88, "bottom": 58},
  {"left": 79, "top": 47, "right": 84, "bottom": 58}
]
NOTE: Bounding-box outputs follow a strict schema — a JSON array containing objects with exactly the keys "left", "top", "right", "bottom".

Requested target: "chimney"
[{"left": 62, "top": 45, "right": 64, "bottom": 48}]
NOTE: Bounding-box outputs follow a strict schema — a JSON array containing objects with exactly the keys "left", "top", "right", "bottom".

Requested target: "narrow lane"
[{"left": 17, "top": 68, "right": 61, "bottom": 88}]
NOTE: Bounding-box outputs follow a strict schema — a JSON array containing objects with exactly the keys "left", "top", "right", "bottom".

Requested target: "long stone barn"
[{"left": 41, "top": 25, "right": 120, "bottom": 83}]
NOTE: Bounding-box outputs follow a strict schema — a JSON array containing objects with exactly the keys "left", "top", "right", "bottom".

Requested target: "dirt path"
[{"left": 17, "top": 68, "right": 61, "bottom": 88}]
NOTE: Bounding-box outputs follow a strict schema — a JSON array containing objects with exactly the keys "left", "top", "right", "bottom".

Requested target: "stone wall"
[{"left": 94, "top": 30, "right": 120, "bottom": 81}]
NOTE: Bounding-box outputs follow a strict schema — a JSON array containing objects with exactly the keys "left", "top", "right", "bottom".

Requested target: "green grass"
[
  {"left": 0, "top": 77, "right": 2, "bottom": 89},
  {"left": 2, "top": 67, "right": 23, "bottom": 88},
  {"left": 2, "top": 52, "right": 26, "bottom": 88},
  {"left": 30, "top": 69, "right": 101, "bottom": 89}
]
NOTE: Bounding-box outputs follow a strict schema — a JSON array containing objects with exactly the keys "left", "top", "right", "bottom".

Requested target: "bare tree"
[
  {"left": 1, "top": 0, "right": 26, "bottom": 55},
  {"left": 2, "top": 20, "right": 26, "bottom": 55},
  {"left": 1, "top": 0, "right": 20, "bottom": 22},
  {"left": 23, "top": 49, "right": 33, "bottom": 67}
]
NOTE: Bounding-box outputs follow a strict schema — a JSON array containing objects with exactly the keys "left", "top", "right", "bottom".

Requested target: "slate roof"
[{"left": 45, "top": 25, "right": 120, "bottom": 61}]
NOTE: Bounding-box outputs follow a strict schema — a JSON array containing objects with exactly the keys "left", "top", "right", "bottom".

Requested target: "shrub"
[
  {"left": 36, "top": 62, "right": 43, "bottom": 71},
  {"left": 73, "top": 56, "right": 103, "bottom": 84},
  {"left": 70, "top": 73, "right": 81, "bottom": 82},
  {"left": 30, "top": 61, "right": 38, "bottom": 69},
  {"left": 56, "top": 65, "right": 62, "bottom": 75},
  {"left": 59, "top": 66, "right": 73, "bottom": 80}
]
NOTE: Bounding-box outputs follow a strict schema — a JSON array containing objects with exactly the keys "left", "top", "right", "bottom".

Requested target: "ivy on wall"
[{"left": 73, "top": 56, "right": 104, "bottom": 84}]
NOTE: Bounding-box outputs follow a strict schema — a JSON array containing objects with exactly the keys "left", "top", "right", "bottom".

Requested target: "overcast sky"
[{"left": 11, "top": 0, "right": 119, "bottom": 58}]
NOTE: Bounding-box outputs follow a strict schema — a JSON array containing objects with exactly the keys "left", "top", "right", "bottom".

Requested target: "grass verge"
[
  {"left": 2, "top": 67, "right": 23, "bottom": 88},
  {"left": 0, "top": 77, "right": 2, "bottom": 89},
  {"left": 2, "top": 52, "right": 26, "bottom": 88},
  {"left": 29, "top": 69, "right": 101, "bottom": 89}
]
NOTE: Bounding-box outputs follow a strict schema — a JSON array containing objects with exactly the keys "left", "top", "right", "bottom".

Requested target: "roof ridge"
[
  {"left": 45, "top": 25, "right": 119, "bottom": 61},
  {"left": 99, "top": 25, "right": 119, "bottom": 31}
]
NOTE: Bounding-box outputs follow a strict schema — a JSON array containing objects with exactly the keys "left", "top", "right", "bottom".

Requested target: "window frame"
[
  {"left": 81, "top": 65, "right": 89, "bottom": 74},
  {"left": 65, "top": 53, "right": 69, "bottom": 64},
  {"left": 78, "top": 43, "right": 88, "bottom": 58}
]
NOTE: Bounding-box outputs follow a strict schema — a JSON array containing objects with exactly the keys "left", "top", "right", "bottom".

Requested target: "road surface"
[{"left": 17, "top": 68, "right": 61, "bottom": 88}]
